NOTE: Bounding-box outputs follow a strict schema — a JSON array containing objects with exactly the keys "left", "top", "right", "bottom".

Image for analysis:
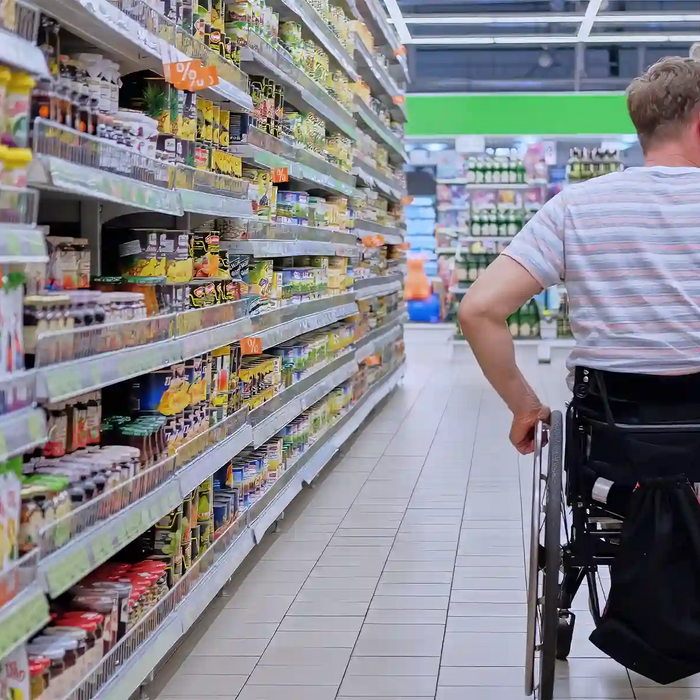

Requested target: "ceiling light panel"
[
  {"left": 407, "top": 34, "right": 700, "bottom": 45},
  {"left": 398, "top": 13, "right": 700, "bottom": 25},
  {"left": 400, "top": 15, "right": 583, "bottom": 24}
]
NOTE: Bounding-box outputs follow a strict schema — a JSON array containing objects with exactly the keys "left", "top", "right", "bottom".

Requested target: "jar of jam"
[
  {"left": 26, "top": 644, "right": 65, "bottom": 698},
  {"left": 43, "top": 627, "right": 88, "bottom": 678},
  {"left": 44, "top": 401, "right": 68, "bottom": 457},
  {"left": 29, "top": 656, "right": 50, "bottom": 700}
]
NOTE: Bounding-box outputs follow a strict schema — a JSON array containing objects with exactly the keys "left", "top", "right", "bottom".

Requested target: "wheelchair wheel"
[{"left": 525, "top": 410, "right": 564, "bottom": 700}]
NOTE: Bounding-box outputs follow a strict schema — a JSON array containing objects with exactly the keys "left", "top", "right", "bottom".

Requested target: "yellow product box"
[
  {"left": 219, "top": 109, "right": 230, "bottom": 148},
  {"left": 181, "top": 92, "right": 197, "bottom": 141},
  {"left": 201, "top": 99, "right": 213, "bottom": 143},
  {"left": 327, "top": 268, "right": 343, "bottom": 290},
  {"left": 212, "top": 104, "right": 221, "bottom": 146},
  {"left": 327, "top": 256, "right": 348, "bottom": 272},
  {"left": 308, "top": 256, "right": 329, "bottom": 269},
  {"left": 212, "top": 150, "right": 243, "bottom": 178}
]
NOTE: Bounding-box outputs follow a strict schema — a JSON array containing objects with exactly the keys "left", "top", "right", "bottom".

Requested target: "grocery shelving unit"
[{"left": 0, "top": 0, "right": 409, "bottom": 690}]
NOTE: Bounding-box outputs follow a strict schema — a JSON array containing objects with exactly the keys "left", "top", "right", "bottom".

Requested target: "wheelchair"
[{"left": 525, "top": 366, "right": 700, "bottom": 699}]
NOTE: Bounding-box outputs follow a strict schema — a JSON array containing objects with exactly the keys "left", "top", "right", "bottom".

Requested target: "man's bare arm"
[{"left": 458, "top": 255, "right": 549, "bottom": 453}]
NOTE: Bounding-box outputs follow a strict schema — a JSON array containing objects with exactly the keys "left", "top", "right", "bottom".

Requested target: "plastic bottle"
[{"left": 5, "top": 72, "right": 35, "bottom": 148}]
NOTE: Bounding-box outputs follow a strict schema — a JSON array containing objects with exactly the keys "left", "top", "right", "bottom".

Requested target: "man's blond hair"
[{"left": 626, "top": 56, "right": 700, "bottom": 152}]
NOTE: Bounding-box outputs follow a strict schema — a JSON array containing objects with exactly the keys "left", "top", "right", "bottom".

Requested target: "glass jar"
[
  {"left": 43, "top": 628, "right": 88, "bottom": 679},
  {"left": 26, "top": 645, "right": 65, "bottom": 698},
  {"left": 29, "top": 656, "right": 50, "bottom": 700},
  {"left": 23, "top": 296, "right": 48, "bottom": 369}
]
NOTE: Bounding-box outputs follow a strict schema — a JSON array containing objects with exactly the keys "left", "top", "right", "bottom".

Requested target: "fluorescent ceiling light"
[
  {"left": 596, "top": 14, "right": 700, "bottom": 23},
  {"left": 407, "top": 34, "right": 700, "bottom": 45},
  {"left": 400, "top": 15, "right": 582, "bottom": 24},
  {"left": 381, "top": 0, "right": 412, "bottom": 44},
  {"left": 578, "top": 0, "right": 604, "bottom": 40},
  {"left": 586, "top": 33, "right": 700, "bottom": 42},
  {"left": 409, "top": 36, "right": 573, "bottom": 45},
  {"left": 397, "top": 13, "right": 700, "bottom": 25}
]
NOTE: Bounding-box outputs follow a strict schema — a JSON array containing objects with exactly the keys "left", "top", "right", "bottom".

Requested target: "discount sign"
[{"left": 163, "top": 59, "right": 219, "bottom": 91}]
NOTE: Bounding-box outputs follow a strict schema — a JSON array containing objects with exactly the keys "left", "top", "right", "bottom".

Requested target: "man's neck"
[{"left": 645, "top": 145, "right": 700, "bottom": 168}]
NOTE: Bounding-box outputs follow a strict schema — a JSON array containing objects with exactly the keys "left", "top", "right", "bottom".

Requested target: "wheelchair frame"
[{"left": 527, "top": 400, "right": 626, "bottom": 700}]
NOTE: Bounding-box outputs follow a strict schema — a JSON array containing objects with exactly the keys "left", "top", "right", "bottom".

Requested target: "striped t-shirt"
[{"left": 504, "top": 166, "right": 700, "bottom": 383}]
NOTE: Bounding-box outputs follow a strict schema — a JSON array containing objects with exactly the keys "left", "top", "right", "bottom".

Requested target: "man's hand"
[{"left": 510, "top": 403, "right": 551, "bottom": 455}]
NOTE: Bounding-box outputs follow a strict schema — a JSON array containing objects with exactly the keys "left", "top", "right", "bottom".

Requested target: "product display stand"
[{"left": 0, "top": 0, "right": 408, "bottom": 694}]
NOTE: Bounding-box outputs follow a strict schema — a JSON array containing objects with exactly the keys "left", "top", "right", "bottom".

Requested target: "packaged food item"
[
  {"left": 161, "top": 231, "right": 193, "bottom": 283},
  {"left": 276, "top": 191, "right": 309, "bottom": 225},
  {"left": 190, "top": 231, "right": 220, "bottom": 278},
  {"left": 5, "top": 71, "right": 35, "bottom": 148},
  {"left": 133, "top": 363, "right": 190, "bottom": 416},
  {"left": 248, "top": 259, "right": 273, "bottom": 297},
  {"left": 118, "top": 230, "right": 166, "bottom": 280}
]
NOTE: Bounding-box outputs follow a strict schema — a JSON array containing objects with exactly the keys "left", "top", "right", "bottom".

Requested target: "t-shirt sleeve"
[{"left": 502, "top": 193, "right": 566, "bottom": 289}]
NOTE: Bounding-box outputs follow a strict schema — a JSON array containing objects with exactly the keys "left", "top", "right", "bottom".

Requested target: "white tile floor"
[{"left": 152, "top": 327, "right": 699, "bottom": 700}]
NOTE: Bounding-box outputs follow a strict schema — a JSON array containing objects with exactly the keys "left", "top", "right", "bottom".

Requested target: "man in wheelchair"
[{"left": 458, "top": 56, "right": 700, "bottom": 695}]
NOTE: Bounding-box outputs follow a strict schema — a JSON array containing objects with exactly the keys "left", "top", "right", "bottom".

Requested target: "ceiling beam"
[
  {"left": 578, "top": 0, "right": 603, "bottom": 40},
  {"left": 382, "top": 0, "right": 412, "bottom": 43},
  {"left": 407, "top": 34, "right": 700, "bottom": 45}
]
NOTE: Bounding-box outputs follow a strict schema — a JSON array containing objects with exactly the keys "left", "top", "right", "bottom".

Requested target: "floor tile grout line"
[
  {"left": 333, "top": 380, "right": 457, "bottom": 700},
  {"left": 435, "top": 387, "right": 483, "bottom": 691},
  {"left": 230, "top": 492, "right": 358, "bottom": 695},
  {"left": 234, "top": 375, "right": 419, "bottom": 698}
]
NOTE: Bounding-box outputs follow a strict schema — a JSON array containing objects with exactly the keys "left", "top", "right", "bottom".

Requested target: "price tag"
[
  {"left": 361, "top": 235, "right": 385, "bottom": 248},
  {"left": 91, "top": 532, "right": 115, "bottom": 565},
  {"left": 5, "top": 233, "right": 20, "bottom": 257},
  {"left": 163, "top": 59, "right": 219, "bottom": 91},
  {"left": 270, "top": 167, "right": 289, "bottom": 183},
  {"left": 123, "top": 509, "right": 145, "bottom": 540},
  {"left": 45, "top": 549, "right": 91, "bottom": 597},
  {"left": 241, "top": 337, "right": 263, "bottom": 355},
  {"left": 0, "top": 589, "right": 49, "bottom": 659}
]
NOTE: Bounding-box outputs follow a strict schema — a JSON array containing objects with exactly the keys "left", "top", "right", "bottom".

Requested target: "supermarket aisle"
[{"left": 152, "top": 328, "right": 641, "bottom": 700}]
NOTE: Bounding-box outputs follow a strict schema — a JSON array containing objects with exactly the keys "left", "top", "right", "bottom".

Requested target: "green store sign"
[{"left": 405, "top": 93, "right": 635, "bottom": 137}]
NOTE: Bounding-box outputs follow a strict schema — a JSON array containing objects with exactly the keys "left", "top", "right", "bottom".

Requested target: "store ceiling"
[{"left": 389, "top": 0, "right": 700, "bottom": 92}]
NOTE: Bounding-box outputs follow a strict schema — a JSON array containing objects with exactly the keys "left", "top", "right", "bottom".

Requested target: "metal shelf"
[
  {"left": 354, "top": 39, "right": 406, "bottom": 120},
  {"left": 352, "top": 154, "right": 405, "bottom": 201},
  {"left": 230, "top": 127, "right": 358, "bottom": 198},
  {"left": 241, "top": 31, "right": 358, "bottom": 141},
  {"left": 250, "top": 352, "right": 358, "bottom": 447},
  {"left": 179, "top": 190, "right": 254, "bottom": 219},
  {"left": 436, "top": 180, "right": 544, "bottom": 189},
  {"left": 354, "top": 218, "right": 404, "bottom": 244},
  {"left": 268, "top": 0, "right": 359, "bottom": 81},
  {"left": 33, "top": 293, "right": 368, "bottom": 402},
  {"left": 355, "top": 313, "right": 405, "bottom": 363},
  {"left": 30, "top": 156, "right": 184, "bottom": 216},
  {"left": 0, "top": 407, "right": 47, "bottom": 460},
  {"left": 0, "top": 550, "right": 50, "bottom": 662},
  {"left": 0, "top": 28, "right": 50, "bottom": 76},
  {"left": 31, "top": 0, "right": 252, "bottom": 112},
  {"left": 249, "top": 294, "right": 359, "bottom": 350},
  {"left": 354, "top": 0, "right": 409, "bottom": 82},
  {"left": 38, "top": 417, "right": 252, "bottom": 598},
  {"left": 354, "top": 273, "right": 404, "bottom": 301},
  {"left": 58, "top": 361, "right": 405, "bottom": 700},
  {"left": 222, "top": 223, "right": 357, "bottom": 258},
  {"left": 354, "top": 96, "right": 407, "bottom": 163},
  {"left": 0, "top": 226, "right": 48, "bottom": 263},
  {"left": 290, "top": 147, "right": 358, "bottom": 197}
]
